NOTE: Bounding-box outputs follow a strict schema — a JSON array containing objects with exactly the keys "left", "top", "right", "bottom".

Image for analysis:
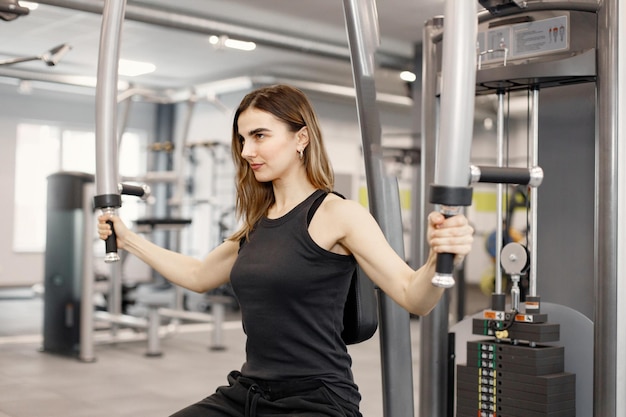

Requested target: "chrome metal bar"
[
  {"left": 528, "top": 88, "right": 539, "bottom": 297},
  {"left": 79, "top": 181, "right": 96, "bottom": 362},
  {"left": 495, "top": 91, "right": 505, "bottom": 295},
  {"left": 429, "top": 0, "right": 477, "bottom": 288},
  {"left": 93, "top": 0, "right": 126, "bottom": 263},
  {"left": 418, "top": 16, "right": 449, "bottom": 417},
  {"left": 342, "top": 1, "right": 413, "bottom": 416},
  {"left": 595, "top": 0, "right": 619, "bottom": 415}
]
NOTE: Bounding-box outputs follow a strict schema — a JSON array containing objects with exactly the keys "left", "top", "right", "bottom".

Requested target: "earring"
[{"left": 298, "top": 149, "right": 304, "bottom": 160}]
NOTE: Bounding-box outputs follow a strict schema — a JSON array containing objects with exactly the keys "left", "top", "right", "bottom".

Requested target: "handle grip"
[
  {"left": 119, "top": 183, "right": 150, "bottom": 199},
  {"left": 431, "top": 210, "right": 460, "bottom": 288},
  {"left": 432, "top": 252, "right": 455, "bottom": 288},
  {"left": 101, "top": 207, "right": 120, "bottom": 263}
]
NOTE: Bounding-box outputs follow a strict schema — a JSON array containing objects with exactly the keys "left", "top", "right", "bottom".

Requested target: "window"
[{"left": 13, "top": 123, "right": 147, "bottom": 252}]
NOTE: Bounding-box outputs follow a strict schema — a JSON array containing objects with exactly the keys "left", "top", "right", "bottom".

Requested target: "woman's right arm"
[{"left": 97, "top": 214, "right": 238, "bottom": 293}]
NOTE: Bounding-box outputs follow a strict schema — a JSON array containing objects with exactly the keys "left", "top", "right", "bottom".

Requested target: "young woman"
[{"left": 98, "top": 84, "right": 474, "bottom": 417}]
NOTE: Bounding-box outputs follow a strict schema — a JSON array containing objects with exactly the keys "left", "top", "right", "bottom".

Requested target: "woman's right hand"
[{"left": 97, "top": 213, "right": 130, "bottom": 250}]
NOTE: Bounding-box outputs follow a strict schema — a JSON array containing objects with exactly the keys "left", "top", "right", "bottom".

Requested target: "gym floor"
[{"left": 0, "top": 286, "right": 489, "bottom": 417}]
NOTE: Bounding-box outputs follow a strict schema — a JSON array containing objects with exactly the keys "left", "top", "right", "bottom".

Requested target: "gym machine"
[
  {"left": 420, "top": 1, "right": 626, "bottom": 416},
  {"left": 90, "top": 0, "right": 229, "bottom": 360},
  {"left": 42, "top": 171, "right": 150, "bottom": 358},
  {"left": 342, "top": 1, "right": 414, "bottom": 415}
]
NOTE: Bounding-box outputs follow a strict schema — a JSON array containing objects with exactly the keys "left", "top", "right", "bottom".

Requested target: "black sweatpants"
[{"left": 169, "top": 371, "right": 362, "bottom": 417}]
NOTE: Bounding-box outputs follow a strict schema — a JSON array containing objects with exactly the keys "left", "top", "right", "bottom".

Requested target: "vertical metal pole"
[
  {"left": 429, "top": 0, "right": 478, "bottom": 288},
  {"left": 211, "top": 301, "right": 225, "bottom": 350},
  {"left": 79, "top": 181, "right": 96, "bottom": 362},
  {"left": 420, "top": 0, "right": 476, "bottom": 414},
  {"left": 145, "top": 307, "right": 162, "bottom": 357},
  {"left": 528, "top": 88, "right": 539, "bottom": 297},
  {"left": 170, "top": 97, "right": 196, "bottom": 215},
  {"left": 616, "top": 3, "right": 626, "bottom": 416},
  {"left": 495, "top": 91, "right": 505, "bottom": 295},
  {"left": 342, "top": 1, "right": 414, "bottom": 416},
  {"left": 596, "top": 0, "right": 620, "bottom": 415},
  {"left": 419, "top": 17, "right": 443, "bottom": 264},
  {"left": 419, "top": 16, "right": 447, "bottom": 417},
  {"left": 93, "top": 0, "right": 126, "bottom": 262}
]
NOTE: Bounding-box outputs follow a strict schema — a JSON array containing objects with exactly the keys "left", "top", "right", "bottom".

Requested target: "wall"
[{"left": 0, "top": 82, "right": 158, "bottom": 287}]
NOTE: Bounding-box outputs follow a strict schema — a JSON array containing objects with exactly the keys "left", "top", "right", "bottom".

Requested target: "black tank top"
[{"left": 230, "top": 189, "right": 360, "bottom": 404}]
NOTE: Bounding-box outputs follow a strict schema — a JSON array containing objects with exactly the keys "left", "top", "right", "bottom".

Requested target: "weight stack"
[{"left": 456, "top": 340, "right": 576, "bottom": 417}]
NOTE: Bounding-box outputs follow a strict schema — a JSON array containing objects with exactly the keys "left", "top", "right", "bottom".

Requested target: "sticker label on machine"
[{"left": 477, "top": 15, "right": 569, "bottom": 64}]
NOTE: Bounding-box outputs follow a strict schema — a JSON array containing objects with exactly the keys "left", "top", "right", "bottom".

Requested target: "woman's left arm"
[{"left": 335, "top": 200, "right": 473, "bottom": 316}]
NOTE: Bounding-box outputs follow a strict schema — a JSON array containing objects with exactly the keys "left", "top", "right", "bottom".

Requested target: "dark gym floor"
[{"left": 0, "top": 285, "right": 490, "bottom": 417}]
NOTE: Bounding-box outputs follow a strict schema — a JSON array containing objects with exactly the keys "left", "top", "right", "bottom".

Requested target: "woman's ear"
[{"left": 297, "top": 126, "right": 310, "bottom": 150}]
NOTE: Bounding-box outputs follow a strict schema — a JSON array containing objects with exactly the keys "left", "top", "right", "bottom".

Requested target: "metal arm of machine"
[
  {"left": 93, "top": 0, "right": 127, "bottom": 263},
  {"left": 118, "top": 183, "right": 151, "bottom": 199},
  {"left": 429, "top": 0, "right": 478, "bottom": 288},
  {"left": 342, "top": 1, "right": 414, "bottom": 416},
  {"left": 470, "top": 165, "right": 544, "bottom": 187}
]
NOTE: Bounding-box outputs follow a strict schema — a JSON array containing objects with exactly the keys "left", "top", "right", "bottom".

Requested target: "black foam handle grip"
[
  {"left": 437, "top": 212, "right": 455, "bottom": 275},
  {"left": 431, "top": 212, "right": 457, "bottom": 288},
  {"left": 104, "top": 219, "right": 120, "bottom": 263},
  {"left": 120, "top": 183, "right": 147, "bottom": 198},
  {"left": 436, "top": 252, "right": 455, "bottom": 275}
]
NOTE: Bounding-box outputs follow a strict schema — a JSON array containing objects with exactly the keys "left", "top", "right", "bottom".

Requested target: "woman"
[{"left": 98, "top": 84, "right": 474, "bottom": 417}]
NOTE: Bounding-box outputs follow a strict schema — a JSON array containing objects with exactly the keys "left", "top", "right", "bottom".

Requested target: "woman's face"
[{"left": 237, "top": 107, "right": 304, "bottom": 183}]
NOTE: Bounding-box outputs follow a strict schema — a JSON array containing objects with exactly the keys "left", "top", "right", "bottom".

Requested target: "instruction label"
[{"left": 477, "top": 15, "right": 569, "bottom": 64}]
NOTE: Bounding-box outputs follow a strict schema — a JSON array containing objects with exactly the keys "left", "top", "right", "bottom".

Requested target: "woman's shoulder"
[{"left": 320, "top": 193, "right": 371, "bottom": 223}]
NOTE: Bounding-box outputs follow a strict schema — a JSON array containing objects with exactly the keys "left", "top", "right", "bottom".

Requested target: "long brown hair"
[{"left": 228, "top": 84, "right": 334, "bottom": 241}]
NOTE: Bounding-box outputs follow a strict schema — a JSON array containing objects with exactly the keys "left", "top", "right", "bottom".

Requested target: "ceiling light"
[
  {"left": 118, "top": 59, "right": 156, "bottom": 77},
  {"left": 400, "top": 71, "right": 416, "bottom": 83},
  {"left": 209, "top": 35, "right": 256, "bottom": 51},
  {"left": 224, "top": 38, "right": 256, "bottom": 51}
]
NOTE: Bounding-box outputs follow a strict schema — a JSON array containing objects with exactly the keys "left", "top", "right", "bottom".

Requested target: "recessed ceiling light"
[
  {"left": 209, "top": 35, "right": 256, "bottom": 51},
  {"left": 400, "top": 71, "right": 416, "bottom": 82},
  {"left": 224, "top": 38, "right": 256, "bottom": 51},
  {"left": 118, "top": 59, "right": 156, "bottom": 77}
]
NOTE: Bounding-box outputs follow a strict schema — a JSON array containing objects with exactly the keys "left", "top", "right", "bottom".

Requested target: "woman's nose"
[{"left": 241, "top": 140, "right": 255, "bottom": 158}]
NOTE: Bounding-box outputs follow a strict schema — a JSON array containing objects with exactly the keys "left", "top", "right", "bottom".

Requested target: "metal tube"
[
  {"left": 170, "top": 98, "right": 197, "bottom": 212},
  {"left": 469, "top": 165, "right": 543, "bottom": 186},
  {"left": 419, "top": 16, "right": 450, "bottom": 417},
  {"left": 436, "top": 0, "right": 477, "bottom": 188},
  {"left": 94, "top": 0, "right": 126, "bottom": 262},
  {"left": 429, "top": 0, "right": 477, "bottom": 288},
  {"left": 495, "top": 92, "right": 505, "bottom": 295},
  {"left": 95, "top": 0, "right": 125, "bottom": 198},
  {"left": 528, "top": 88, "right": 539, "bottom": 297},
  {"left": 211, "top": 301, "right": 225, "bottom": 350},
  {"left": 595, "top": 0, "right": 619, "bottom": 415},
  {"left": 342, "top": 1, "right": 414, "bottom": 416},
  {"left": 35, "top": 0, "right": 407, "bottom": 69},
  {"left": 145, "top": 307, "right": 162, "bottom": 357},
  {"left": 79, "top": 181, "right": 96, "bottom": 362},
  {"left": 420, "top": 17, "right": 443, "bottom": 265}
]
